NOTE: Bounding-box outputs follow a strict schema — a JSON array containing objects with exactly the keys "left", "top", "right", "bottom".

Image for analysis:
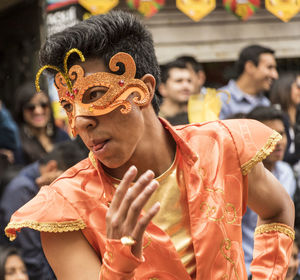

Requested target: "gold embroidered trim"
[
  {"left": 220, "top": 239, "right": 240, "bottom": 280},
  {"left": 89, "top": 151, "right": 98, "bottom": 170},
  {"left": 199, "top": 202, "right": 237, "bottom": 224},
  {"left": 5, "top": 219, "right": 86, "bottom": 241},
  {"left": 241, "top": 130, "right": 281, "bottom": 175},
  {"left": 143, "top": 233, "right": 152, "bottom": 250},
  {"left": 254, "top": 223, "right": 295, "bottom": 240}
]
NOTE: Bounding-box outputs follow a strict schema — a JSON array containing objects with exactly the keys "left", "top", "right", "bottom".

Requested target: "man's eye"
[
  {"left": 61, "top": 102, "right": 73, "bottom": 112},
  {"left": 82, "top": 87, "right": 108, "bottom": 104}
]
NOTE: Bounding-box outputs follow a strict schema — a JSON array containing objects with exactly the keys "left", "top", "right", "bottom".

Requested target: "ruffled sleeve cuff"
[
  {"left": 241, "top": 130, "right": 282, "bottom": 175},
  {"left": 221, "top": 119, "right": 282, "bottom": 175},
  {"left": 100, "top": 239, "right": 144, "bottom": 280},
  {"left": 5, "top": 185, "right": 86, "bottom": 241}
]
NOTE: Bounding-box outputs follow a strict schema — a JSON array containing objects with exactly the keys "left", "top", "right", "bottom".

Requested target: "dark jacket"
[{"left": 0, "top": 162, "right": 56, "bottom": 280}]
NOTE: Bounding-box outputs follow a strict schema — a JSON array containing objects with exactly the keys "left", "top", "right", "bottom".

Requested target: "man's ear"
[
  {"left": 158, "top": 83, "right": 167, "bottom": 98},
  {"left": 197, "top": 70, "right": 206, "bottom": 88},
  {"left": 43, "top": 160, "right": 58, "bottom": 173},
  {"left": 244, "top": 60, "right": 256, "bottom": 75},
  {"left": 141, "top": 74, "right": 156, "bottom": 105}
]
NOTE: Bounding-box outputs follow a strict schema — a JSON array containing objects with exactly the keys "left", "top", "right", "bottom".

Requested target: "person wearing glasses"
[{"left": 13, "top": 81, "right": 70, "bottom": 165}]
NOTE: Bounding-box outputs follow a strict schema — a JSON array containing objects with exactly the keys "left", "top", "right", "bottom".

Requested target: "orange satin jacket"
[{"left": 6, "top": 119, "right": 283, "bottom": 279}]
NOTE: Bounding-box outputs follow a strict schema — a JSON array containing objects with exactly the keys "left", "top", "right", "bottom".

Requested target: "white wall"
[{"left": 140, "top": 1, "right": 300, "bottom": 63}]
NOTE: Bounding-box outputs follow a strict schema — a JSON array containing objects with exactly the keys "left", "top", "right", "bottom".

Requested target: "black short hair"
[
  {"left": 160, "top": 59, "right": 189, "bottom": 84},
  {"left": 236, "top": 45, "right": 275, "bottom": 78},
  {"left": 247, "top": 106, "right": 284, "bottom": 123},
  {"left": 176, "top": 55, "right": 204, "bottom": 72},
  {"left": 270, "top": 72, "right": 298, "bottom": 112},
  {"left": 39, "top": 10, "right": 160, "bottom": 114},
  {"left": 39, "top": 140, "right": 87, "bottom": 171},
  {"left": 225, "top": 112, "right": 247, "bottom": 119}
]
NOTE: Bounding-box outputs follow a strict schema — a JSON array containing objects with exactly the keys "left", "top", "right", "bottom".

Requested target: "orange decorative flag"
[
  {"left": 265, "top": 0, "right": 300, "bottom": 22},
  {"left": 78, "top": 0, "right": 119, "bottom": 15},
  {"left": 176, "top": 0, "right": 216, "bottom": 21},
  {"left": 223, "top": 0, "right": 260, "bottom": 21},
  {"left": 127, "top": 0, "right": 165, "bottom": 18}
]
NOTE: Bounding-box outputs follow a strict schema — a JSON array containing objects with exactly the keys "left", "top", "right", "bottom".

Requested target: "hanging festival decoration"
[
  {"left": 176, "top": 0, "right": 216, "bottom": 21},
  {"left": 265, "top": 0, "right": 300, "bottom": 22},
  {"left": 78, "top": 0, "right": 119, "bottom": 15},
  {"left": 127, "top": 0, "right": 165, "bottom": 18},
  {"left": 223, "top": 0, "right": 260, "bottom": 21}
]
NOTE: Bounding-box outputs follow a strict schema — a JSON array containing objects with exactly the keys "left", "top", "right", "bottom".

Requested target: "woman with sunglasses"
[
  {"left": 270, "top": 72, "right": 300, "bottom": 167},
  {"left": 13, "top": 81, "right": 70, "bottom": 165}
]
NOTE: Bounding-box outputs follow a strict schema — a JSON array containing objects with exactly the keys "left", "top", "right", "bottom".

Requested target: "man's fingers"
[
  {"left": 114, "top": 170, "right": 155, "bottom": 225},
  {"left": 109, "top": 165, "right": 137, "bottom": 212},
  {"left": 125, "top": 180, "right": 159, "bottom": 229},
  {"left": 131, "top": 202, "right": 160, "bottom": 257}
]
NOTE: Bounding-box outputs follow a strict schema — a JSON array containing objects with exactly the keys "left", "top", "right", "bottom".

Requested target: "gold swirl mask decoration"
[{"left": 36, "top": 49, "right": 151, "bottom": 136}]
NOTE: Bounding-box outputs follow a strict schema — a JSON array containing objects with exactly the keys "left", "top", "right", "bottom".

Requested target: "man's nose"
[
  {"left": 15, "top": 270, "right": 28, "bottom": 280},
  {"left": 75, "top": 115, "right": 97, "bottom": 132},
  {"left": 73, "top": 102, "right": 100, "bottom": 133}
]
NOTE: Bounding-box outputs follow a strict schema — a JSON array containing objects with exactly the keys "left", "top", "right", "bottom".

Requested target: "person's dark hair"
[
  {"left": 176, "top": 55, "right": 204, "bottom": 73},
  {"left": 39, "top": 140, "right": 87, "bottom": 171},
  {"left": 225, "top": 112, "right": 247, "bottom": 119},
  {"left": 13, "top": 81, "right": 57, "bottom": 137},
  {"left": 247, "top": 105, "right": 284, "bottom": 123},
  {"left": 269, "top": 72, "right": 298, "bottom": 112},
  {"left": 39, "top": 10, "right": 161, "bottom": 114},
  {"left": 294, "top": 228, "right": 300, "bottom": 250},
  {"left": 0, "top": 246, "right": 25, "bottom": 280},
  {"left": 236, "top": 45, "right": 275, "bottom": 78},
  {"left": 160, "top": 59, "right": 190, "bottom": 84},
  {"left": 0, "top": 164, "right": 22, "bottom": 201}
]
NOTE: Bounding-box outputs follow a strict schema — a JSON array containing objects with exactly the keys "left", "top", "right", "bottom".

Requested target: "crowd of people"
[
  {"left": 159, "top": 43, "right": 300, "bottom": 279},
  {"left": 0, "top": 10, "right": 299, "bottom": 280},
  {"left": 0, "top": 82, "right": 89, "bottom": 279}
]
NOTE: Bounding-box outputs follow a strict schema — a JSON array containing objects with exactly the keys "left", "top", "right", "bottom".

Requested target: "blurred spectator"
[
  {"left": 270, "top": 72, "right": 300, "bottom": 166},
  {"left": 0, "top": 100, "right": 20, "bottom": 165},
  {"left": 176, "top": 55, "right": 206, "bottom": 95},
  {"left": 0, "top": 245, "right": 29, "bottom": 280},
  {"left": 219, "top": 45, "right": 278, "bottom": 119},
  {"left": 0, "top": 165, "right": 22, "bottom": 204},
  {"left": 242, "top": 106, "right": 296, "bottom": 278},
  {"left": 13, "top": 81, "right": 70, "bottom": 165},
  {"left": 159, "top": 59, "right": 194, "bottom": 125},
  {"left": 285, "top": 229, "right": 300, "bottom": 280},
  {"left": 295, "top": 106, "right": 300, "bottom": 157},
  {"left": 0, "top": 101, "right": 22, "bottom": 201},
  {"left": 0, "top": 140, "right": 87, "bottom": 280}
]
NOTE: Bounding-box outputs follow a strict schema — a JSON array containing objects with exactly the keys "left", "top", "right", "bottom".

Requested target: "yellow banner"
[
  {"left": 78, "top": 0, "right": 119, "bottom": 15},
  {"left": 265, "top": 0, "right": 300, "bottom": 22},
  {"left": 176, "top": 0, "right": 216, "bottom": 21}
]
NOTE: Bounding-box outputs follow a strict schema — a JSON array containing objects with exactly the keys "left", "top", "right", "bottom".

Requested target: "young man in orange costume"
[{"left": 6, "top": 11, "right": 294, "bottom": 280}]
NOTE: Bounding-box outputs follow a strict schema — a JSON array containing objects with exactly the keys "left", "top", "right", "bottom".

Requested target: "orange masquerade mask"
[{"left": 35, "top": 49, "right": 151, "bottom": 136}]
